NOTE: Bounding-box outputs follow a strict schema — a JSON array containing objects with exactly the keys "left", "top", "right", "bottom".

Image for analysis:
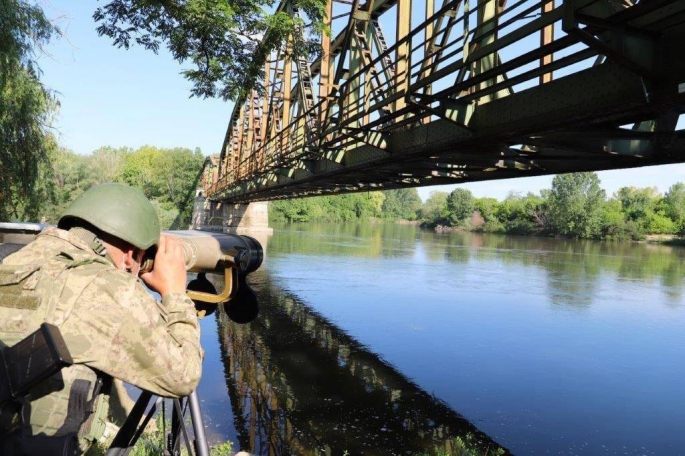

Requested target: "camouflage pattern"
[{"left": 0, "top": 227, "right": 203, "bottom": 445}]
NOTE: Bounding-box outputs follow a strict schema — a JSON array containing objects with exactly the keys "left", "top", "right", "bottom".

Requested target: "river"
[{"left": 195, "top": 222, "right": 685, "bottom": 455}]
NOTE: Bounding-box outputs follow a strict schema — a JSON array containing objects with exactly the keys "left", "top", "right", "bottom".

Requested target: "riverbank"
[
  {"left": 645, "top": 234, "right": 685, "bottom": 246},
  {"left": 429, "top": 223, "right": 685, "bottom": 246}
]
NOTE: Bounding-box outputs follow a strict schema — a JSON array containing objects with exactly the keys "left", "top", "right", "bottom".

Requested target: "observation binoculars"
[
  {"left": 140, "top": 231, "right": 263, "bottom": 305},
  {"left": 140, "top": 231, "right": 263, "bottom": 276}
]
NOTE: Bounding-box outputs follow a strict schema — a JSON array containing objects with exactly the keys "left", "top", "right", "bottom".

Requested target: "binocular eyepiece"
[{"left": 140, "top": 231, "right": 263, "bottom": 276}]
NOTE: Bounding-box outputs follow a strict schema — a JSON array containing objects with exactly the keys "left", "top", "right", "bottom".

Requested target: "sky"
[{"left": 37, "top": 1, "right": 685, "bottom": 202}]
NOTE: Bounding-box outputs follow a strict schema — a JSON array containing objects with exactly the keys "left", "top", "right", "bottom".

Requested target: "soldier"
[{"left": 0, "top": 183, "right": 203, "bottom": 454}]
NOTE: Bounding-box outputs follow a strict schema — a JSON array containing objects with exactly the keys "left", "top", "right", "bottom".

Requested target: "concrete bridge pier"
[{"left": 191, "top": 191, "right": 272, "bottom": 248}]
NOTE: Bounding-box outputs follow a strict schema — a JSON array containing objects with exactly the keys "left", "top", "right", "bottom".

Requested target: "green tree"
[
  {"left": 0, "top": 0, "right": 59, "bottom": 220},
  {"left": 88, "top": 146, "right": 129, "bottom": 185},
  {"left": 494, "top": 192, "right": 547, "bottom": 235},
  {"left": 151, "top": 147, "right": 205, "bottom": 226},
  {"left": 600, "top": 198, "right": 643, "bottom": 240},
  {"left": 663, "top": 182, "right": 685, "bottom": 232},
  {"left": 93, "top": 0, "right": 328, "bottom": 100},
  {"left": 548, "top": 172, "right": 606, "bottom": 238},
  {"left": 270, "top": 198, "right": 314, "bottom": 223},
  {"left": 446, "top": 188, "right": 475, "bottom": 227},
  {"left": 381, "top": 188, "right": 422, "bottom": 220},
  {"left": 616, "top": 186, "right": 659, "bottom": 227},
  {"left": 359, "top": 192, "right": 385, "bottom": 219},
  {"left": 270, "top": 192, "right": 384, "bottom": 223},
  {"left": 121, "top": 145, "right": 160, "bottom": 196},
  {"left": 473, "top": 197, "right": 504, "bottom": 232},
  {"left": 419, "top": 191, "right": 449, "bottom": 227},
  {"left": 151, "top": 200, "right": 180, "bottom": 230},
  {"left": 37, "top": 145, "right": 205, "bottom": 228},
  {"left": 45, "top": 148, "right": 92, "bottom": 222}
]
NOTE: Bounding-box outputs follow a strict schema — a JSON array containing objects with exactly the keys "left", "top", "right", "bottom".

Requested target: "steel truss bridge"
[{"left": 204, "top": 0, "right": 685, "bottom": 203}]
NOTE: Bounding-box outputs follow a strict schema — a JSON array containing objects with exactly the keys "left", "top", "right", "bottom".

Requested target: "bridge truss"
[{"left": 205, "top": 0, "right": 685, "bottom": 203}]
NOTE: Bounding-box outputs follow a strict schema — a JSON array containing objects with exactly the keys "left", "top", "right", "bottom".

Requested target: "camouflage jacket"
[{"left": 1, "top": 227, "right": 203, "bottom": 397}]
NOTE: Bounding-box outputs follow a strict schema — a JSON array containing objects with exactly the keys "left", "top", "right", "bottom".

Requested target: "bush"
[
  {"left": 602, "top": 219, "right": 645, "bottom": 241},
  {"left": 647, "top": 213, "right": 676, "bottom": 234}
]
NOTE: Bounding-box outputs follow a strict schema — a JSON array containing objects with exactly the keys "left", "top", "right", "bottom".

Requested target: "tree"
[
  {"left": 663, "top": 182, "right": 685, "bottom": 231},
  {"left": 493, "top": 192, "right": 547, "bottom": 234},
  {"left": 616, "top": 186, "right": 659, "bottom": 225},
  {"left": 151, "top": 147, "right": 205, "bottom": 225},
  {"left": 119, "top": 146, "right": 204, "bottom": 228},
  {"left": 0, "top": 0, "right": 59, "bottom": 220},
  {"left": 88, "top": 146, "right": 129, "bottom": 185},
  {"left": 548, "top": 172, "right": 606, "bottom": 238},
  {"left": 358, "top": 192, "right": 385, "bottom": 219},
  {"left": 46, "top": 148, "right": 93, "bottom": 222},
  {"left": 600, "top": 198, "right": 643, "bottom": 240},
  {"left": 121, "top": 145, "right": 160, "bottom": 196},
  {"left": 473, "top": 197, "right": 504, "bottom": 232},
  {"left": 419, "top": 191, "right": 449, "bottom": 227},
  {"left": 93, "top": 0, "right": 328, "bottom": 100},
  {"left": 381, "top": 188, "right": 422, "bottom": 220},
  {"left": 446, "top": 188, "right": 475, "bottom": 227}
]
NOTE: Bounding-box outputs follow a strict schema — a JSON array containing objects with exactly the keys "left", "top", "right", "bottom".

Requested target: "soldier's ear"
[{"left": 122, "top": 247, "right": 136, "bottom": 272}]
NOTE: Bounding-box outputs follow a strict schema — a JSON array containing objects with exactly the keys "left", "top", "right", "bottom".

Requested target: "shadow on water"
[{"left": 215, "top": 269, "right": 510, "bottom": 456}]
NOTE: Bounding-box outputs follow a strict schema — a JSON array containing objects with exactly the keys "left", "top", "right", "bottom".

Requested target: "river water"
[{"left": 195, "top": 222, "right": 685, "bottom": 455}]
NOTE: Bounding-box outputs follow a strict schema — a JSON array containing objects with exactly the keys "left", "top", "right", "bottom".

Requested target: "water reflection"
[
  {"left": 216, "top": 270, "right": 509, "bottom": 455},
  {"left": 271, "top": 224, "right": 685, "bottom": 307},
  {"left": 268, "top": 222, "right": 419, "bottom": 259}
]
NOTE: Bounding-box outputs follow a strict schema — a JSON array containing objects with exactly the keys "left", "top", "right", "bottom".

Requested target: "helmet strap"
[{"left": 68, "top": 227, "right": 113, "bottom": 263}]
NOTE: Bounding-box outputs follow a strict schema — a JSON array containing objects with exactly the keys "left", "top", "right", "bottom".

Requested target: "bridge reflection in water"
[{"left": 215, "top": 270, "right": 508, "bottom": 455}]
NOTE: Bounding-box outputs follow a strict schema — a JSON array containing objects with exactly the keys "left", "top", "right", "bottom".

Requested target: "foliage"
[
  {"left": 0, "top": 0, "right": 59, "bottom": 221},
  {"left": 494, "top": 192, "right": 548, "bottom": 235},
  {"left": 446, "top": 188, "right": 475, "bottom": 228},
  {"left": 87, "top": 412, "right": 233, "bottom": 456},
  {"left": 268, "top": 172, "right": 685, "bottom": 243},
  {"left": 615, "top": 186, "right": 660, "bottom": 231},
  {"left": 381, "top": 188, "right": 422, "bottom": 220},
  {"left": 663, "top": 182, "right": 685, "bottom": 233},
  {"left": 472, "top": 197, "right": 504, "bottom": 233},
  {"left": 646, "top": 212, "right": 676, "bottom": 235},
  {"left": 600, "top": 198, "right": 643, "bottom": 241},
  {"left": 548, "top": 172, "right": 606, "bottom": 238},
  {"left": 270, "top": 192, "right": 385, "bottom": 223},
  {"left": 419, "top": 191, "right": 449, "bottom": 227},
  {"left": 93, "top": 0, "right": 328, "bottom": 100},
  {"left": 39, "top": 146, "right": 204, "bottom": 228}
]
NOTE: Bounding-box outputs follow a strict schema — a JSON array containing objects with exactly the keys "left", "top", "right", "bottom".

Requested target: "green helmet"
[{"left": 58, "top": 183, "right": 160, "bottom": 250}]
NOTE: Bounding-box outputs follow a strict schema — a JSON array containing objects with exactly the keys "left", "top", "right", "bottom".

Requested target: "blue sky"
[{"left": 37, "top": 2, "right": 685, "bottom": 201}]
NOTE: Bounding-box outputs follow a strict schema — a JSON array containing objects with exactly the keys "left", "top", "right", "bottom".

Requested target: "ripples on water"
[{"left": 197, "top": 223, "right": 685, "bottom": 455}]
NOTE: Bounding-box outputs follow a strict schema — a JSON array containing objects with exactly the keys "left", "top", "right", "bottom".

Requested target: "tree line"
[
  {"left": 271, "top": 172, "right": 685, "bottom": 241},
  {"left": 6, "top": 145, "right": 204, "bottom": 230},
  {"left": 1, "top": 0, "right": 326, "bottom": 223}
]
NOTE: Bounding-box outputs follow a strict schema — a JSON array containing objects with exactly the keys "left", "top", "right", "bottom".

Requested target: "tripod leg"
[
  {"left": 170, "top": 398, "right": 194, "bottom": 455},
  {"left": 106, "top": 391, "right": 154, "bottom": 456},
  {"left": 188, "top": 391, "right": 210, "bottom": 456},
  {"left": 167, "top": 391, "right": 210, "bottom": 456}
]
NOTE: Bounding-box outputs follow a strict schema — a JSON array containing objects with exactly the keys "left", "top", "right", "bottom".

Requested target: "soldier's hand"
[{"left": 139, "top": 234, "right": 187, "bottom": 297}]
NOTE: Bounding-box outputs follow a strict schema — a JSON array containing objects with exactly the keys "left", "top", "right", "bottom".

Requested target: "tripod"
[{"left": 105, "top": 390, "right": 210, "bottom": 456}]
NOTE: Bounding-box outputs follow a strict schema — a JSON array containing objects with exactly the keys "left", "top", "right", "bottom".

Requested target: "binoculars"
[{"left": 140, "top": 231, "right": 263, "bottom": 305}]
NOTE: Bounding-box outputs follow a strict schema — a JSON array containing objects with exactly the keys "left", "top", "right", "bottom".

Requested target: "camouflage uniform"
[{"left": 0, "top": 227, "right": 203, "bottom": 448}]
